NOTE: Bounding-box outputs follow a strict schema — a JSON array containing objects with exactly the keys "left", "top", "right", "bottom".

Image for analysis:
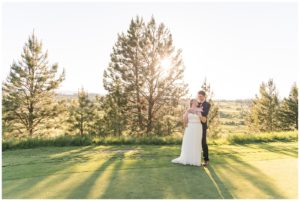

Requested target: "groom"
[{"left": 197, "top": 90, "right": 211, "bottom": 166}]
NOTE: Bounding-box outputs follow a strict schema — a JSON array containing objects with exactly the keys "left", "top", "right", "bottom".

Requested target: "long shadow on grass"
[
  {"left": 4, "top": 143, "right": 291, "bottom": 198},
  {"left": 99, "top": 156, "right": 171, "bottom": 199},
  {"left": 4, "top": 146, "right": 152, "bottom": 198},
  {"left": 243, "top": 143, "right": 298, "bottom": 158},
  {"left": 215, "top": 152, "right": 286, "bottom": 198},
  {"left": 98, "top": 149, "right": 234, "bottom": 199},
  {"left": 204, "top": 165, "right": 234, "bottom": 199},
  {"left": 2, "top": 146, "right": 95, "bottom": 180},
  {"left": 2, "top": 146, "right": 107, "bottom": 198},
  {"left": 65, "top": 152, "right": 122, "bottom": 198}
]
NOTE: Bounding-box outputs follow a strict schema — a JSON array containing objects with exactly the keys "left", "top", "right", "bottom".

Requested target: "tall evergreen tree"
[
  {"left": 90, "top": 95, "right": 106, "bottom": 137},
  {"left": 200, "top": 78, "right": 221, "bottom": 138},
  {"left": 2, "top": 96, "right": 14, "bottom": 137},
  {"left": 67, "top": 87, "right": 95, "bottom": 136},
  {"left": 103, "top": 16, "right": 145, "bottom": 133},
  {"left": 278, "top": 83, "right": 298, "bottom": 130},
  {"left": 247, "top": 79, "right": 280, "bottom": 132},
  {"left": 103, "top": 16, "right": 188, "bottom": 135},
  {"left": 142, "top": 17, "right": 188, "bottom": 134},
  {"left": 2, "top": 32, "right": 65, "bottom": 137},
  {"left": 101, "top": 80, "right": 128, "bottom": 137}
]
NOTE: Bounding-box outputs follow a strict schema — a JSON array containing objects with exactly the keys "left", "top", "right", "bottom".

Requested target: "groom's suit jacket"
[{"left": 197, "top": 100, "right": 210, "bottom": 129}]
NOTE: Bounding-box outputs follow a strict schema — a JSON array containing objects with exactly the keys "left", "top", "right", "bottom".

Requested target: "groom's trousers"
[{"left": 202, "top": 126, "right": 209, "bottom": 161}]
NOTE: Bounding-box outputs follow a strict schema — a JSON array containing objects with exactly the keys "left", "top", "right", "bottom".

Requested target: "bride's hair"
[{"left": 190, "top": 99, "right": 198, "bottom": 107}]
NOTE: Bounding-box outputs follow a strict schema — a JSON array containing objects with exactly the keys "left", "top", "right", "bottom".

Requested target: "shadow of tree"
[
  {"left": 2, "top": 146, "right": 110, "bottom": 198},
  {"left": 98, "top": 158, "right": 234, "bottom": 199},
  {"left": 3, "top": 142, "right": 297, "bottom": 199},
  {"left": 204, "top": 165, "right": 233, "bottom": 199},
  {"left": 213, "top": 153, "right": 287, "bottom": 198},
  {"left": 65, "top": 152, "right": 123, "bottom": 198},
  {"left": 243, "top": 143, "right": 298, "bottom": 158}
]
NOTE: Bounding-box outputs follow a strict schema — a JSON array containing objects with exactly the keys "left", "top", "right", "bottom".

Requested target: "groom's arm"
[
  {"left": 202, "top": 102, "right": 210, "bottom": 117},
  {"left": 201, "top": 102, "right": 210, "bottom": 123}
]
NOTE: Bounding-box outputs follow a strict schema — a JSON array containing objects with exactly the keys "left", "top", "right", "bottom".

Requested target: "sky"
[{"left": 1, "top": 1, "right": 298, "bottom": 100}]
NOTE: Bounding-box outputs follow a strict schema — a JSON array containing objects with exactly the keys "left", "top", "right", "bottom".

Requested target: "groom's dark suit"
[{"left": 197, "top": 100, "right": 210, "bottom": 162}]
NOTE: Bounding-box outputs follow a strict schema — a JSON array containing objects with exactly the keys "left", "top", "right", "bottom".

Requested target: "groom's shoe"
[{"left": 203, "top": 161, "right": 209, "bottom": 167}]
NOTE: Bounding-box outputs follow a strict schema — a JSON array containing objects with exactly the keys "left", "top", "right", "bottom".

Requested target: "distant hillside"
[
  {"left": 55, "top": 92, "right": 103, "bottom": 100},
  {"left": 55, "top": 92, "right": 253, "bottom": 104}
]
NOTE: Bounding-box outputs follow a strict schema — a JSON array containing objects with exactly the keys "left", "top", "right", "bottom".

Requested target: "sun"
[{"left": 160, "top": 58, "right": 172, "bottom": 69}]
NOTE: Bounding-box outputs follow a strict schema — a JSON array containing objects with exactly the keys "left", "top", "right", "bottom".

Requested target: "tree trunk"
[
  {"left": 134, "top": 46, "right": 143, "bottom": 131},
  {"left": 80, "top": 114, "right": 83, "bottom": 136},
  {"left": 28, "top": 102, "right": 34, "bottom": 137},
  {"left": 146, "top": 101, "right": 154, "bottom": 134},
  {"left": 135, "top": 80, "right": 143, "bottom": 130}
]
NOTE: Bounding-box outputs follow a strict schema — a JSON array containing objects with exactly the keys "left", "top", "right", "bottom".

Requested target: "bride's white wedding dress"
[{"left": 171, "top": 113, "right": 203, "bottom": 166}]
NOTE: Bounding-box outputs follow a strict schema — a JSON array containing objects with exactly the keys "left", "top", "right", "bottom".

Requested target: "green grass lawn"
[{"left": 2, "top": 141, "right": 298, "bottom": 199}]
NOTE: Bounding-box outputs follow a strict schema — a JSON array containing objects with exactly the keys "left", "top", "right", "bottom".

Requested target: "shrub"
[
  {"left": 227, "top": 131, "right": 298, "bottom": 144},
  {"left": 2, "top": 131, "right": 297, "bottom": 151}
]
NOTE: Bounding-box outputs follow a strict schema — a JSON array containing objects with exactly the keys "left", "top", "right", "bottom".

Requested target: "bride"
[{"left": 171, "top": 99, "right": 205, "bottom": 166}]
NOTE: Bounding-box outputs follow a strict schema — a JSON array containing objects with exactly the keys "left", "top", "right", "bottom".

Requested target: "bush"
[
  {"left": 227, "top": 131, "right": 298, "bottom": 144},
  {"left": 2, "top": 131, "right": 298, "bottom": 151}
]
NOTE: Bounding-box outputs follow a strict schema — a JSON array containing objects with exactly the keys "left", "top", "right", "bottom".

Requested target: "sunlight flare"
[{"left": 160, "top": 58, "right": 172, "bottom": 69}]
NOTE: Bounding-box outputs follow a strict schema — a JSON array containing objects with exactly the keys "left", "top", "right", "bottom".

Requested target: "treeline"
[
  {"left": 2, "top": 16, "right": 298, "bottom": 140},
  {"left": 247, "top": 79, "right": 298, "bottom": 132},
  {"left": 2, "top": 16, "right": 197, "bottom": 139}
]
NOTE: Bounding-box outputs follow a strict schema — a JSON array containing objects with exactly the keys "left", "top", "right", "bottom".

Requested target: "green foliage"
[
  {"left": 2, "top": 22, "right": 297, "bottom": 142},
  {"left": 3, "top": 131, "right": 297, "bottom": 151},
  {"left": 2, "top": 32, "right": 65, "bottom": 137},
  {"left": 227, "top": 131, "right": 298, "bottom": 144},
  {"left": 2, "top": 135, "right": 181, "bottom": 151},
  {"left": 2, "top": 135, "right": 93, "bottom": 151},
  {"left": 101, "top": 82, "right": 128, "bottom": 137},
  {"left": 247, "top": 79, "right": 281, "bottom": 132},
  {"left": 89, "top": 95, "right": 106, "bottom": 136},
  {"left": 200, "top": 78, "right": 221, "bottom": 138},
  {"left": 277, "top": 83, "right": 298, "bottom": 130},
  {"left": 66, "top": 88, "right": 96, "bottom": 136},
  {"left": 103, "top": 16, "right": 188, "bottom": 135}
]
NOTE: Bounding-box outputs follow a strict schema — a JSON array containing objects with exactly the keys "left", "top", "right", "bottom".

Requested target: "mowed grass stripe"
[{"left": 2, "top": 141, "right": 298, "bottom": 199}]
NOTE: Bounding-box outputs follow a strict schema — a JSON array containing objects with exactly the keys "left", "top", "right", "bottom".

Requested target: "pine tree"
[
  {"left": 103, "top": 16, "right": 145, "bottom": 133},
  {"left": 2, "top": 96, "right": 14, "bottom": 137},
  {"left": 67, "top": 87, "right": 95, "bottom": 136},
  {"left": 101, "top": 80, "right": 128, "bottom": 136},
  {"left": 90, "top": 95, "right": 106, "bottom": 137},
  {"left": 200, "top": 78, "right": 221, "bottom": 138},
  {"left": 142, "top": 17, "right": 188, "bottom": 134},
  {"left": 278, "top": 83, "right": 298, "bottom": 130},
  {"left": 247, "top": 79, "right": 280, "bottom": 132},
  {"left": 103, "top": 16, "right": 188, "bottom": 135},
  {"left": 2, "top": 32, "right": 65, "bottom": 137}
]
